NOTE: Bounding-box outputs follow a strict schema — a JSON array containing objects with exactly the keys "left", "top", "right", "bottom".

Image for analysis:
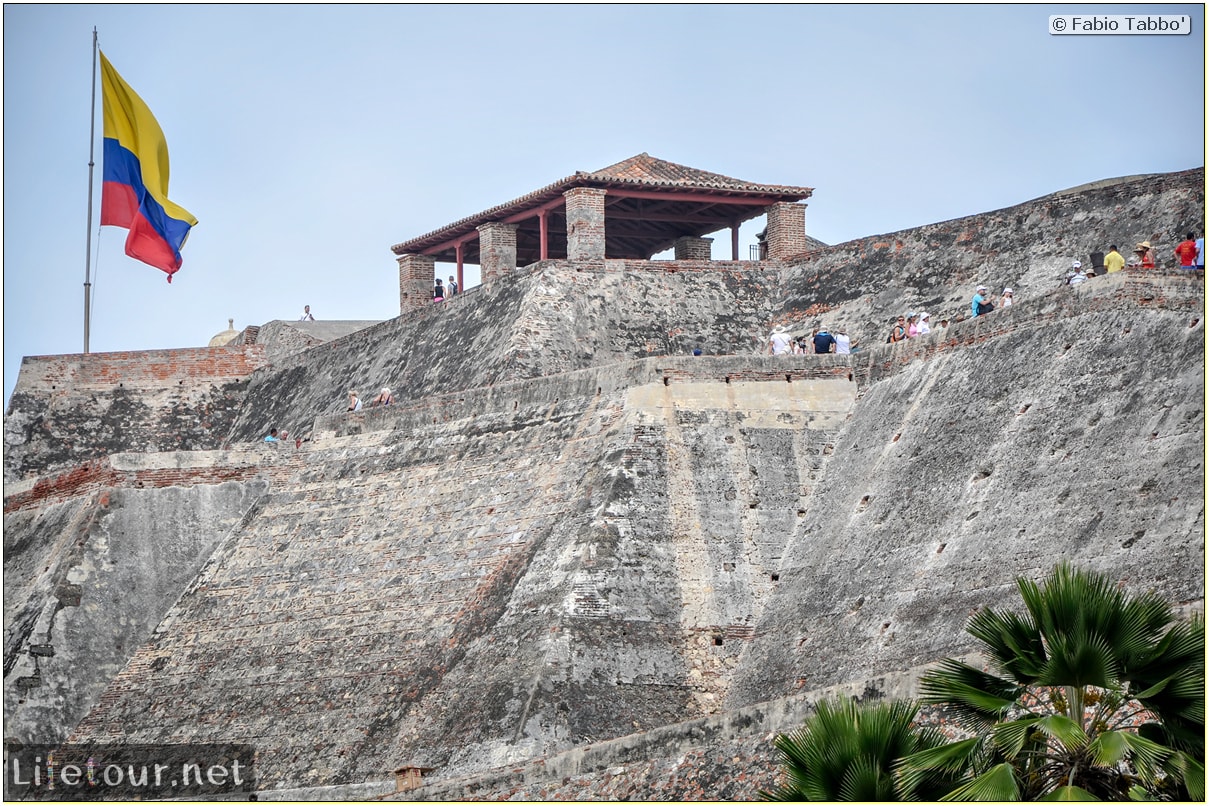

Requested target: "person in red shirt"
[{"left": 1175, "top": 232, "right": 1198, "bottom": 268}]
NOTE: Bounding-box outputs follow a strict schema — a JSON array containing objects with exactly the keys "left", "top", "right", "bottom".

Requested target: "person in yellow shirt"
[{"left": 1103, "top": 244, "right": 1126, "bottom": 273}]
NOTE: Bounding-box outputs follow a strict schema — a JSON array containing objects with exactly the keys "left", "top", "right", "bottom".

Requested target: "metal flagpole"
[{"left": 83, "top": 27, "right": 98, "bottom": 354}]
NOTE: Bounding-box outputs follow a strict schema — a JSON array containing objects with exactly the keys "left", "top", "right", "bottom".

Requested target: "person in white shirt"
[
  {"left": 1001, "top": 288, "right": 1013, "bottom": 307},
  {"left": 834, "top": 327, "right": 853, "bottom": 354},
  {"left": 918, "top": 313, "right": 931, "bottom": 336},
  {"left": 768, "top": 325, "right": 793, "bottom": 355},
  {"left": 300, "top": 304, "right": 315, "bottom": 321}
]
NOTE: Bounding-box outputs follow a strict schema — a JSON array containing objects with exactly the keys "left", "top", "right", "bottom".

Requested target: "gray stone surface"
[
  {"left": 2, "top": 167, "right": 1203, "bottom": 799},
  {"left": 4, "top": 479, "right": 267, "bottom": 745},
  {"left": 254, "top": 319, "right": 385, "bottom": 360},
  {"left": 772, "top": 167, "right": 1204, "bottom": 346}
]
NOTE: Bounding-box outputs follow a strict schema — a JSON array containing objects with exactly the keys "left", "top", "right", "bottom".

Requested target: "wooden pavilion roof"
[{"left": 390, "top": 153, "right": 813, "bottom": 264}]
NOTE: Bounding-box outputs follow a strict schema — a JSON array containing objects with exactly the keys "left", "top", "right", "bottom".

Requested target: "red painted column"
[
  {"left": 731, "top": 224, "right": 739, "bottom": 260},
  {"left": 455, "top": 242, "right": 464, "bottom": 292},
  {"left": 539, "top": 209, "right": 549, "bottom": 261}
]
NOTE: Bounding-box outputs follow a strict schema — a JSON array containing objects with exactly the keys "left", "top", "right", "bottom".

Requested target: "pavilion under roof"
[{"left": 391, "top": 153, "right": 814, "bottom": 265}]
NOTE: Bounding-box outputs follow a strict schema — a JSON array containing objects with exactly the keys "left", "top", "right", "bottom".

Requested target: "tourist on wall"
[
  {"left": 347, "top": 390, "right": 362, "bottom": 412},
  {"left": 447, "top": 276, "right": 459, "bottom": 295},
  {"left": 1175, "top": 232, "right": 1198, "bottom": 268},
  {"left": 918, "top": 312, "right": 932, "bottom": 335},
  {"left": 768, "top": 325, "right": 793, "bottom": 355},
  {"left": 264, "top": 428, "right": 280, "bottom": 444},
  {"left": 1196, "top": 233, "right": 1204, "bottom": 269},
  {"left": 1066, "top": 262, "right": 1086, "bottom": 286},
  {"left": 834, "top": 326, "right": 856, "bottom": 354},
  {"left": 1103, "top": 245, "right": 1126, "bottom": 274},
  {"left": 813, "top": 327, "right": 836, "bottom": 354},
  {"left": 906, "top": 313, "right": 921, "bottom": 338},
  {"left": 886, "top": 316, "right": 907, "bottom": 342},
  {"left": 1129, "top": 241, "right": 1155, "bottom": 268},
  {"left": 971, "top": 285, "right": 993, "bottom": 317},
  {"left": 1001, "top": 288, "right": 1014, "bottom": 307},
  {"left": 370, "top": 388, "right": 394, "bottom": 407},
  {"left": 434, "top": 278, "right": 445, "bottom": 302},
  {"left": 299, "top": 304, "right": 315, "bottom": 321}
]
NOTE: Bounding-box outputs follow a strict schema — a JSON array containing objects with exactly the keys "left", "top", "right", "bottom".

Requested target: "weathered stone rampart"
[
  {"left": 775, "top": 167, "right": 1204, "bottom": 343},
  {"left": 4, "top": 472, "right": 268, "bottom": 746},
  {"left": 3, "top": 345, "right": 267, "bottom": 482},
  {"left": 59, "top": 353, "right": 857, "bottom": 789},
  {"left": 2, "top": 168, "right": 1203, "bottom": 800},
  {"left": 223, "top": 259, "right": 785, "bottom": 443}
]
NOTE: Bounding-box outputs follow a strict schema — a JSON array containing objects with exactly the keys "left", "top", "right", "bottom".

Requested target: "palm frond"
[
  {"left": 838, "top": 753, "right": 896, "bottom": 802},
  {"left": 1087, "top": 728, "right": 1171, "bottom": 778},
  {"left": 939, "top": 762, "right": 1021, "bottom": 802},
  {"left": 992, "top": 713, "right": 1087, "bottom": 759},
  {"left": 1037, "top": 630, "right": 1120, "bottom": 689},
  {"left": 1039, "top": 784, "right": 1100, "bottom": 800},
  {"left": 967, "top": 608, "right": 1046, "bottom": 682},
  {"left": 918, "top": 658, "right": 1018, "bottom": 720}
]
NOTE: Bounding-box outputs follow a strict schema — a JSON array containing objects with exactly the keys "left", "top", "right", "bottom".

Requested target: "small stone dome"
[{"left": 208, "top": 318, "right": 240, "bottom": 347}]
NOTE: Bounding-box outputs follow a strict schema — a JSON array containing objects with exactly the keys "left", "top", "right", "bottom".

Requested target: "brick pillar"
[
  {"left": 765, "top": 202, "right": 808, "bottom": 259},
  {"left": 397, "top": 253, "right": 435, "bottom": 314},
  {"left": 477, "top": 222, "right": 519, "bottom": 283},
  {"left": 673, "top": 236, "right": 713, "bottom": 261},
  {"left": 564, "top": 187, "right": 607, "bottom": 261}
]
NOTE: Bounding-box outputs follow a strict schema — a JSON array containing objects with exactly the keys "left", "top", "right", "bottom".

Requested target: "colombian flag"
[{"left": 100, "top": 51, "right": 197, "bottom": 280}]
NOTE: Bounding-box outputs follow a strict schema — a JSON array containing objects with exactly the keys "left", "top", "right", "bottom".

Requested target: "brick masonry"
[
  {"left": 673, "top": 236, "right": 713, "bottom": 261},
  {"left": 397, "top": 253, "right": 437, "bottom": 313},
  {"left": 564, "top": 187, "right": 607, "bottom": 260},
  {"left": 479, "top": 222, "right": 520, "bottom": 283},
  {"left": 765, "top": 202, "right": 808, "bottom": 259}
]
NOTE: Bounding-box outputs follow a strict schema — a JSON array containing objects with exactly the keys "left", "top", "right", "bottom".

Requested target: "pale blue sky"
[{"left": 3, "top": 4, "right": 1204, "bottom": 404}]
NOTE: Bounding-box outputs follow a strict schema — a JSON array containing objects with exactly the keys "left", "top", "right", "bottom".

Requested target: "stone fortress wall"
[{"left": 3, "top": 167, "right": 1204, "bottom": 799}]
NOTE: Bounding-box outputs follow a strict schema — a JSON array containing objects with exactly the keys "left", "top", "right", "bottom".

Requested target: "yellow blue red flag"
[{"left": 99, "top": 51, "right": 197, "bottom": 280}]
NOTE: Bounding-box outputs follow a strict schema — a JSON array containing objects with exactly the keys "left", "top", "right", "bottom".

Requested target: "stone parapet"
[{"left": 4, "top": 346, "right": 267, "bottom": 482}]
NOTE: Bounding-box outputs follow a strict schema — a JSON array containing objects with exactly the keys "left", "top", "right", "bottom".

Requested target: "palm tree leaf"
[
  {"left": 918, "top": 659, "right": 1018, "bottom": 720},
  {"left": 838, "top": 753, "right": 896, "bottom": 801},
  {"left": 994, "top": 714, "right": 1086, "bottom": 758},
  {"left": 1087, "top": 728, "right": 1170, "bottom": 773},
  {"left": 1036, "top": 630, "right": 1119, "bottom": 688},
  {"left": 765, "top": 696, "right": 946, "bottom": 801},
  {"left": 1164, "top": 752, "right": 1205, "bottom": 801},
  {"left": 896, "top": 736, "right": 982, "bottom": 776},
  {"left": 1040, "top": 784, "right": 1100, "bottom": 801},
  {"left": 939, "top": 762, "right": 1020, "bottom": 802},
  {"left": 967, "top": 608, "right": 1046, "bottom": 681}
]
